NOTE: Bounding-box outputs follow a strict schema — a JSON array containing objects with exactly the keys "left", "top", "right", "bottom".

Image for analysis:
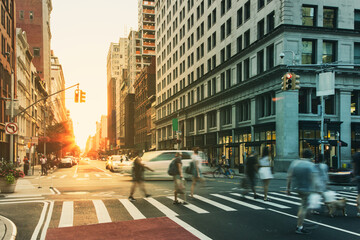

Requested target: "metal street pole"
[
  {"left": 9, "top": 71, "right": 14, "bottom": 164},
  {"left": 320, "top": 96, "right": 324, "bottom": 157}
]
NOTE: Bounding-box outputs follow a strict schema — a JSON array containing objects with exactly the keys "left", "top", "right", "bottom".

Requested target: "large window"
[
  {"left": 355, "top": 42, "right": 360, "bottom": 65},
  {"left": 302, "top": 39, "right": 316, "bottom": 64},
  {"left": 267, "top": 11, "right": 275, "bottom": 32},
  {"left": 244, "top": 1, "right": 250, "bottom": 21},
  {"left": 257, "top": 50, "right": 264, "bottom": 74},
  {"left": 258, "top": 0, "right": 265, "bottom": 10},
  {"left": 302, "top": 5, "right": 317, "bottom": 26},
  {"left": 323, "top": 7, "right": 337, "bottom": 28},
  {"left": 221, "top": 107, "right": 232, "bottom": 125},
  {"left": 322, "top": 41, "right": 336, "bottom": 63},
  {"left": 355, "top": 10, "right": 360, "bottom": 30},
  {"left": 244, "top": 29, "right": 250, "bottom": 47},
  {"left": 207, "top": 111, "right": 217, "bottom": 128},
  {"left": 266, "top": 44, "right": 274, "bottom": 70},
  {"left": 257, "top": 19, "right": 264, "bottom": 40},
  {"left": 244, "top": 58, "right": 250, "bottom": 80},
  {"left": 238, "top": 100, "right": 250, "bottom": 122},
  {"left": 237, "top": 7, "right": 243, "bottom": 26}
]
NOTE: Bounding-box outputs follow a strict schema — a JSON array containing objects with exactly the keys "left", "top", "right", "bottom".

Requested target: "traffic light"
[
  {"left": 281, "top": 73, "right": 293, "bottom": 90},
  {"left": 291, "top": 73, "right": 300, "bottom": 90},
  {"left": 80, "top": 90, "right": 86, "bottom": 103},
  {"left": 74, "top": 89, "right": 79, "bottom": 103}
]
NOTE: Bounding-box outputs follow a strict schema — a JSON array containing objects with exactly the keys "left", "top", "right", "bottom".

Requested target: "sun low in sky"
[{"left": 51, "top": 0, "right": 138, "bottom": 150}]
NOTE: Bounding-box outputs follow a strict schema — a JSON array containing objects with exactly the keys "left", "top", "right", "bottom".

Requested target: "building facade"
[
  {"left": 155, "top": 0, "right": 360, "bottom": 171},
  {"left": 134, "top": 57, "right": 156, "bottom": 151},
  {"left": 0, "top": 0, "right": 16, "bottom": 161}
]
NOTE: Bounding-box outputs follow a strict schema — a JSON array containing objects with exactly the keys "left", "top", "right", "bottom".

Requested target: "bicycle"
[{"left": 213, "top": 165, "right": 235, "bottom": 179}]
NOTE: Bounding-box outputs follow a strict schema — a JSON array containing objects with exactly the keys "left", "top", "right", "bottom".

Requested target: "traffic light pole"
[
  {"left": 9, "top": 71, "right": 14, "bottom": 164},
  {"left": 320, "top": 95, "right": 325, "bottom": 157}
]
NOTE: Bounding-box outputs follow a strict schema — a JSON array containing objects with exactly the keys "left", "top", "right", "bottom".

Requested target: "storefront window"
[{"left": 266, "top": 131, "right": 272, "bottom": 140}]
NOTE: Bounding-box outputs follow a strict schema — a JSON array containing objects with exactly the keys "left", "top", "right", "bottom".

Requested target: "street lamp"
[{"left": 5, "top": 52, "right": 15, "bottom": 164}]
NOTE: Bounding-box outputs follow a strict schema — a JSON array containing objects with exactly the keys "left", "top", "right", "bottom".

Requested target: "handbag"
[{"left": 308, "top": 193, "right": 322, "bottom": 209}]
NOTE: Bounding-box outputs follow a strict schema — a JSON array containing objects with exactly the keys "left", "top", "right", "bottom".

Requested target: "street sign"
[
  {"left": 5, "top": 122, "right": 18, "bottom": 135},
  {"left": 172, "top": 118, "right": 178, "bottom": 131},
  {"left": 319, "top": 140, "right": 329, "bottom": 144},
  {"left": 317, "top": 72, "right": 335, "bottom": 96}
]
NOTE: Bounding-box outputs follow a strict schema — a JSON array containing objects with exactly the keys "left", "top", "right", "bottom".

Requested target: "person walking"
[
  {"left": 128, "top": 153, "right": 154, "bottom": 202},
  {"left": 172, "top": 152, "right": 187, "bottom": 205},
  {"left": 258, "top": 147, "right": 273, "bottom": 201},
  {"left": 241, "top": 152, "right": 259, "bottom": 199},
  {"left": 23, "top": 156, "right": 29, "bottom": 175},
  {"left": 287, "top": 149, "right": 318, "bottom": 234},
  {"left": 190, "top": 147, "right": 204, "bottom": 198},
  {"left": 351, "top": 151, "right": 360, "bottom": 218},
  {"left": 40, "top": 155, "right": 47, "bottom": 175}
]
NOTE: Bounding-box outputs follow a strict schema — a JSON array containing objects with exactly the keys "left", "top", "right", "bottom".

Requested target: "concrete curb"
[{"left": 0, "top": 215, "right": 17, "bottom": 240}]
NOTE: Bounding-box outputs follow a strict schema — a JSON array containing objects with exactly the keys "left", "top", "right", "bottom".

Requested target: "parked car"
[
  {"left": 60, "top": 157, "right": 73, "bottom": 168},
  {"left": 127, "top": 150, "right": 210, "bottom": 180},
  {"left": 106, "top": 155, "right": 133, "bottom": 172}
]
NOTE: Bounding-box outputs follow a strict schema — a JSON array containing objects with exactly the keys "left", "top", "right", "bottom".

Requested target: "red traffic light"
[
  {"left": 74, "top": 89, "right": 79, "bottom": 103},
  {"left": 285, "top": 73, "right": 292, "bottom": 79}
]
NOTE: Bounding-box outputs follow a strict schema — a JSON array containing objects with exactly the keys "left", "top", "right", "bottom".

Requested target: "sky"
[{"left": 51, "top": 0, "right": 138, "bottom": 150}]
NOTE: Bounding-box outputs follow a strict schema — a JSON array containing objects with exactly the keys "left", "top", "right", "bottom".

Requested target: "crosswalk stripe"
[
  {"left": 145, "top": 197, "right": 179, "bottom": 217},
  {"left": 252, "top": 193, "right": 300, "bottom": 206},
  {"left": 270, "top": 192, "right": 300, "bottom": 200},
  {"left": 119, "top": 199, "right": 146, "bottom": 220},
  {"left": 193, "top": 194, "right": 237, "bottom": 211},
  {"left": 230, "top": 193, "right": 290, "bottom": 209},
  {"left": 92, "top": 200, "right": 112, "bottom": 223},
  {"left": 59, "top": 201, "right": 73, "bottom": 228},
  {"left": 105, "top": 173, "right": 112, "bottom": 177},
  {"left": 168, "top": 216, "right": 212, "bottom": 240},
  {"left": 59, "top": 175, "right": 66, "bottom": 179},
  {"left": 84, "top": 174, "right": 89, "bottom": 178},
  {"left": 166, "top": 196, "right": 209, "bottom": 214},
  {"left": 337, "top": 191, "right": 358, "bottom": 198},
  {"left": 95, "top": 174, "right": 100, "bottom": 177},
  {"left": 211, "top": 194, "right": 264, "bottom": 210}
]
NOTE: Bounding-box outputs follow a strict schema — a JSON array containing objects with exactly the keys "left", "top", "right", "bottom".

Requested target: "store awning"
[{"left": 329, "top": 140, "right": 348, "bottom": 147}]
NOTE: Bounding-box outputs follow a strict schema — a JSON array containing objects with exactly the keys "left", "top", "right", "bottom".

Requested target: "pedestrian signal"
[
  {"left": 80, "top": 90, "right": 86, "bottom": 103},
  {"left": 74, "top": 89, "right": 79, "bottom": 103}
]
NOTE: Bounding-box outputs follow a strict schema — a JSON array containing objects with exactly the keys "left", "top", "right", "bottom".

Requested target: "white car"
[
  {"left": 137, "top": 150, "right": 210, "bottom": 180},
  {"left": 107, "top": 155, "right": 132, "bottom": 172},
  {"left": 60, "top": 157, "right": 73, "bottom": 168}
]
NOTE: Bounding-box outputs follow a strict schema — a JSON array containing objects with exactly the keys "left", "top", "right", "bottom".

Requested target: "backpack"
[
  {"left": 185, "top": 161, "right": 194, "bottom": 174},
  {"left": 168, "top": 159, "right": 178, "bottom": 176}
]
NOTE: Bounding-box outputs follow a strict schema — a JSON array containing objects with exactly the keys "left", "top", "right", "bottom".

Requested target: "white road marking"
[
  {"left": 0, "top": 197, "right": 44, "bottom": 202},
  {"left": 40, "top": 201, "right": 54, "bottom": 240},
  {"left": 84, "top": 174, "right": 89, "bottom": 178},
  {"left": 255, "top": 193, "right": 300, "bottom": 206},
  {"left": 145, "top": 197, "right": 179, "bottom": 217},
  {"left": 92, "top": 200, "right": 112, "bottom": 223},
  {"left": 268, "top": 208, "right": 360, "bottom": 237},
  {"left": 100, "top": 178, "right": 112, "bottom": 180},
  {"left": 167, "top": 196, "right": 209, "bottom": 214},
  {"left": 95, "top": 167, "right": 106, "bottom": 172},
  {"left": 193, "top": 194, "right": 237, "bottom": 211},
  {"left": 95, "top": 174, "right": 101, "bottom": 177},
  {"left": 230, "top": 193, "right": 290, "bottom": 209},
  {"left": 105, "top": 173, "right": 112, "bottom": 177},
  {"left": 211, "top": 194, "right": 264, "bottom": 210},
  {"left": 31, "top": 201, "right": 49, "bottom": 240},
  {"left": 59, "top": 175, "right": 66, "bottom": 179},
  {"left": 73, "top": 174, "right": 78, "bottom": 178},
  {"left": 119, "top": 199, "right": 146, "bottom": 220},
  {"left": 337, "top": 191, "right": 358, "bottom": 198},
  {"left": 168, "top": 216, "right": 212, "bottom": 240},
  {"left": 59, "top": 201, "right": 73, "bottom": 228},
  {"left": 270, "top": 192, "right": 300, "bottom": 200},
  {"left": 49, "top": 188, "right": 55, "bottom": 194},
  {"left": 53, "top": 188, "right": 61, "bottom": 194}
]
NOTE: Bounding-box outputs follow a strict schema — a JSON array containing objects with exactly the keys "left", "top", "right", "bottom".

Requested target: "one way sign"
[{"left": 5, "top": 122, "right": 18, "bottom": 135}]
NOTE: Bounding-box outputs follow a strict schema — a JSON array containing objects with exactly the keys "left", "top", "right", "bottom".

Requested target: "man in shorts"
[
  {"left": 351, "top": 151, "right": 360, "bottom": 218},
  {"left": 173, "top": 152, "right": 187, "bottom": 205}
]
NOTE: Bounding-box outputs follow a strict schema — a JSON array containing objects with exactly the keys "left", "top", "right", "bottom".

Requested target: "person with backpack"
[
  {"left": 190, "top": 147, "right": 204, "bottom": 198},
  {"left": 169, "top": 152, "right": 187, "bottom": 205},
  {"left": 128, "top": 152, "right": 154, "bottom": 202}
]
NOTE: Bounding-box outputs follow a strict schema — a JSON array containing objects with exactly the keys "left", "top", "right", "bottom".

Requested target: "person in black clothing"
[
  {"left": 128, "top": 153, "right": 154, "bottom": 202},
  {"left": 352, "top": 152, "right": 360, "bottom": 217},
  {"left": 241, "top": 152, "right": 259, "bottom": 199}
]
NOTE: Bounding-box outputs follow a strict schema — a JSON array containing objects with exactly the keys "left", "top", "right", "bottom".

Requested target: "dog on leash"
[{"left": 325, "top": 197, "right": 347, "bottom": 218}]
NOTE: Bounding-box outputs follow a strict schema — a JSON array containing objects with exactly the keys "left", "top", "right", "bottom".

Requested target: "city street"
[{"left": 0, "top": 159, "right": 359, "bottom": 240}]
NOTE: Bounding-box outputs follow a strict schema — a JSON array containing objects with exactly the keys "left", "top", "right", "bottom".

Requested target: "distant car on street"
[
  {"left": 106, "top": 155, "right": 133, "bottom": 172},
  {"left": 60, "top": 157, "right": 73, "bottom": 168},
  {"left": 125, "top": 150, "right": 210, "bottom": 180}
]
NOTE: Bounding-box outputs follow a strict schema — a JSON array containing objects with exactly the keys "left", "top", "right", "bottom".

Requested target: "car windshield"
[{"left": 141, "top": 152, "right": 162, "bottom": 162}]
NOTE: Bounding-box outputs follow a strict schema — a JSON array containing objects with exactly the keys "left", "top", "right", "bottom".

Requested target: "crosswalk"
[{"left": 44, "top": 190, "right": 359, "bottom": 229}]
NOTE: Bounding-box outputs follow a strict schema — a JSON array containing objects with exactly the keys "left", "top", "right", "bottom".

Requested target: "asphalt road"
[{"left": 0, "top": 159, "right": 359, "bottom": 240}]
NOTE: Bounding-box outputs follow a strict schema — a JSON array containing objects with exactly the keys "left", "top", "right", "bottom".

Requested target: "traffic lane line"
[
  {"left": 40, "top": 201, "right": 54, "bottom": 240},
  {"left": 268, "top": 208, "right": 360, "bottom": 237},
  {"left": 31, "top": 201, "right": 48, "bottom": 240}
]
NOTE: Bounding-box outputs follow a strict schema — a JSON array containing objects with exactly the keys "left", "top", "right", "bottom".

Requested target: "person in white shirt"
[
  {"left": 190, "top": 147, "right": 204, "bottom": 198},
  {"left": 40, "top": 155, "right": 47, "bottom": 175},
  {"left": 258, "top": 147, "right": 274, "bottom": 201}
]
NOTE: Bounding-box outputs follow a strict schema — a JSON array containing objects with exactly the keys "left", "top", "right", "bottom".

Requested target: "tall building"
[
  {"left": 16, "top": 0, "right": 53, "bottom": 93},
  {"left": 134, "top": 57, "right": 156, "bottom": 151},
  {"left": 50, "top": 50, "right": 67, "bottom": 124},
  {"left": 0, "top": 0, "right": 16, "bottom": 160},
  {"left": 155, "top": 0, "right": 360, "bottom": 171},
  {"left": 127, "top": 30, "right": 141, "bottom": 94},
  {"left": 106, "top": 43, "right": 120, "bottom": 151},
  {"left": 115, "top": 38, "right": 128, "bottom": 148}
]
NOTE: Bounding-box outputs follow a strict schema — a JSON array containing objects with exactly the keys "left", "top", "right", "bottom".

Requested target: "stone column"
[
  {"left": 339, "top": 90, "right": 352, "bottom": 165},
  {"left": 275, "top": 90, "right": 299, "bottom": 172}
]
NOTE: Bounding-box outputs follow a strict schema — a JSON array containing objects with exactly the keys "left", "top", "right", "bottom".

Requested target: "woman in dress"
[
  {"left": 258, "top": 146, "right": 273, "bottom": 201},
  {"left": 190, "top": 147, "right": 203, "bottom": 198}
]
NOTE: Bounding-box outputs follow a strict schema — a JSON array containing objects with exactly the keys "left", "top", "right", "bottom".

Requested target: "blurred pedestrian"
[
  {"left": 40, "top": 155, "right": 47, "bottom": 175},
  {"left": 241, "top": 152, "right": 259, "bottom": 199},
  {"left": 351, "top": 151, "right": 360, "bottom": 218},
  {"left": 16, "top": 156, "right": 21, "bottom": 167},
  {"left": 258, "top": 147, "right": 273, "bottom": 201},
  {"left": 171, "top": 152, "right": 187, "bottom": 205},
  {"left": 128, "top": 153, "right": 154, "bottom": 202},
  {"left": 287, "top": 149, "right": 318, "bottom": 234},
  {"left": 23, "top": 156, "right": 29, "bottom": 175},
  {"left": 190, "top": 147, "right": 204, "bottom": 198}
]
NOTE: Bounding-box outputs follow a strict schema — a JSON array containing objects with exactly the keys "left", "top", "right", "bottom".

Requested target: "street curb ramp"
[{"left": 0, "top": 215, "right": 17, "bottom": 240}]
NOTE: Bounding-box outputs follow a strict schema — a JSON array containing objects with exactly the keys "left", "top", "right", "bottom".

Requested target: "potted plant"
[{"left": 0, "top": 162, "right": 25, "bottom": 193}]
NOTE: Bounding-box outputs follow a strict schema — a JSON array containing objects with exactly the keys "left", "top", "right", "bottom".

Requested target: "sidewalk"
[{"left": 0, "top": 165, "right": 56, "bottom": 240}]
